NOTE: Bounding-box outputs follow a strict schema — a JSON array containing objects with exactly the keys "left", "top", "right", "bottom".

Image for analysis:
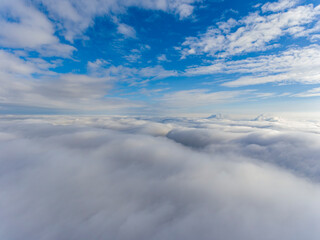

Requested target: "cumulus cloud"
[{"left": 1, "top": 115, "right": 320, "bottom": 240}]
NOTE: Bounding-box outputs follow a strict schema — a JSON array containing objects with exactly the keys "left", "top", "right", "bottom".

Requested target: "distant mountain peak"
[
  {"left": 253, "top": 114, "right": 280, "bottom": 122},
  {"left": 207, "top": 113, "right": 224, "bottom": 119}
]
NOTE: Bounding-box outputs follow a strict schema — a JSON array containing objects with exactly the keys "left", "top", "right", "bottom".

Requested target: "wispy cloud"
[
  {"left": 160, "top": 89, "right": 253, "bottom": 108},
  {"left": 90, "top": 63, "right": 178, "bottom": 82},
  {"left": 186, "top": 45, "right": 320, "bottom": 87},
  {"left": 294, "top": 87, "right": 320, "bottom": 97}
]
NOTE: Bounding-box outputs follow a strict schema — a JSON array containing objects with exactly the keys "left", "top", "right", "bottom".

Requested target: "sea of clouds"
[{"left": 1, "top": 114, "right": 320, "bottom": 240}]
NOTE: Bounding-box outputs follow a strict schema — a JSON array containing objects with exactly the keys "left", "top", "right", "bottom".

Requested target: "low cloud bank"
[{"left": 1, "top": 115, "right": 320, "bottom": 240}]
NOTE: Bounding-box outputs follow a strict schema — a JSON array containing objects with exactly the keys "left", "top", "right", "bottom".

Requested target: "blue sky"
[{"left": 0, "top": 0, "right": 320, "bottom": 116}]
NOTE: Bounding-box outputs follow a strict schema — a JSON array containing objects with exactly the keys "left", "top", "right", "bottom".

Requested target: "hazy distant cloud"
[
  {"left": 160, "top": 89, "right": 253, "bottom": 108},
  {"left": 0, "top": 52, "right": 141, "bottom": 112},
  {"left": 0, "top": 48, "right": 180, "bottom": 112},
  {"left": 0, "top": 72, "right": 140, "bottom": 112},
  {"left": 180, "top": 1, "right": 320, "bottom": 58},
  {"left": 1, "top": 115, "right": 320, "bottom": 240}
]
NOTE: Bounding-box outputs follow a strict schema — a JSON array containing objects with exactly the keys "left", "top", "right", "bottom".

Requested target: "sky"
[
  {"left": 2, "top": 1, "right": 320, "bottom": 238},
  {"left": 1, "top": 0, "right": 320, "bottom": 116}
]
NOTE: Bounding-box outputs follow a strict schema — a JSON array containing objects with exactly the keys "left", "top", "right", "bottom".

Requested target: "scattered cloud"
[
  {"left": 33, "top": 0, "right": 199, "bottom": 42},
  {"left": 0, "top": 0, "right": 200, "bottom": 58},
  {"left": 181, "top": 1, "right": 320, "bottom": 58}
]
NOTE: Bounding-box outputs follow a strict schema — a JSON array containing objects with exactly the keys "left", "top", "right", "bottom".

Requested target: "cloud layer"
[{"left": 1, "top": 115, "right": 320, "bottom": 240}]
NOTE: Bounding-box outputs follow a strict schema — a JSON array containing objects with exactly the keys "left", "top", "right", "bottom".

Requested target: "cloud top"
[{"left": 1, "top": 115, "right": 320, "bottom": 240}]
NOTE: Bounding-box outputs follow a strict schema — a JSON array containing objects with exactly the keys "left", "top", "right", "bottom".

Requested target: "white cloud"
[
  {"left": 1, "top": 115, "right": 320, "bottom": 239},
  {"left": 0, "top": 51, "right": 141, "bottom": 112},
  {"left": 261, "top": 0, "right": 299, "bottom": 12},
  {"left": 0, "top": 0, "right": 199, "bottom": 56},
  {"left": 294, "top": 87, "right": 320, "bottom": 97},
  {"left": 0, "top": 50, "right": 178, "bottom": 111},
  {"left": 0, "top": 72, "right": 139, "bottom": 112},
  {"left": 0, "top": 50, "right": 38, "bottom": 75},
  {"left": 0, "top": 0, "right": 75, "bottom": 57},
  {"left": 91, "top": 64, "right": 178, "bottom": 82},
  {"left": 34, "top": 0, "right": 199, "bottom": 42},
  {"left": 181, "top": 2, "right": 320, "bottom": 58},
  {"left": 186, "top": 45, "right": 320, "bottom": 87},
  {"left": 117, "top": 23, "right": 137, "bottom": 38},
  {"left": 87, "top": 59, "right": 111, "bottom": 72},
  {"left": 160, "top": 89, "right": 253, "bottom": 108},
  {"left": 157, "top": 54, "right": 169, "bottom": 62},
  {"left": 175, "top": 3, "right": 194, "bottom": 19},
  {"left": 139, "top": 65, "right": 177, "bottom": 79},
  {"left": 124, "top": 53, "right": 141, "bottom": 62}
]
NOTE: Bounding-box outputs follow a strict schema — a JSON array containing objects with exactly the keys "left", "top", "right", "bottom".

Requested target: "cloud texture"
[{"left": 1, "top": 115, "right": 320, "bottom": 240}]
